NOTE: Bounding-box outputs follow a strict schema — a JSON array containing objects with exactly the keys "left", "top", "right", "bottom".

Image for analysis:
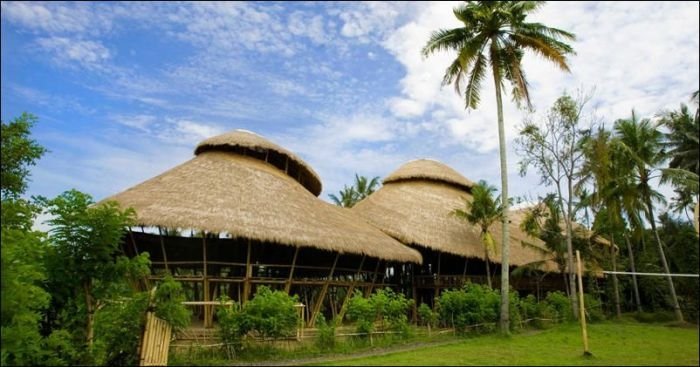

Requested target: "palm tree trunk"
[
  {"left": 610, "top": 236, "right": 622, "bottom": 318},
  {"left": 646, "top": 200, "right": 684, "bottom": 322},
  {"left": 624, "top": 232, "right": 642, "bottom": 312},
  {"left": 493, "top": 69, "right": 510, "bottom": 334},
  {"left": 485, "top": 251, "right": 492, "bottom": 289}
]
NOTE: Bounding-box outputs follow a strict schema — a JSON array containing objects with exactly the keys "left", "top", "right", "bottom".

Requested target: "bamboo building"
[{"left": 104, "top": 130, "right": 422, "bottom": 328}]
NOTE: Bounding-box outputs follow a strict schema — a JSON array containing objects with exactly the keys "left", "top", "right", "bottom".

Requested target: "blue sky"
[{"left": 2, "top": 1, "right": 699, "bottom": 217}]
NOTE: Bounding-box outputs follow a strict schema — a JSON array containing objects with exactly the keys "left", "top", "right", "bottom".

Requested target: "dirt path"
[{"left": 228, "top": 338, "right": 464, "bottom": 366}]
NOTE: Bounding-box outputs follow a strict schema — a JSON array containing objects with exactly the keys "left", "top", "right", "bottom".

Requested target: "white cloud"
[
  {"left": 36, "top": 37, "right": 111, "bottom": 68},
  {"left": 0, "top": 2, "right": 113, "bottom": 35}
]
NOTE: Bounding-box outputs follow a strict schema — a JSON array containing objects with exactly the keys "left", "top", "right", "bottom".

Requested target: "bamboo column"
[
  {"left": 365, "top": 260, "right": 382, "bottom": 296},
  {"left": 576, "top": 250, "right": 591, "bottom": 356},
  {"left": 309, "top": 253, "right": 340, "bottom": 327},
  {"left": 284, "top": 247, "right": 300, "bottom": 294},
  {"left": 242, "top": 240, "right": 253, "bottom": 304},
  {"left": 202, "top": 235, "right": 210, "bottom": 328},
  {"left": 157, "top": 227, "right": 169, "bottom": 273},
  {"left": 336, "top": 255, "right": 366, "bottom": 324}
]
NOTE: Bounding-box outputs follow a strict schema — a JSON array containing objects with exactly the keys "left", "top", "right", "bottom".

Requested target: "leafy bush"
[
  {"left": 153, "top": 276, "right": 191, "bottom": 331},
  {"left": 314, "top": 314, "right": 335, "bottom": 351},
  {"left": 417, "top": 303, "right": 437, "bottom": 328},
  {"left": 243, "top": 286, "right": 299, "bottom": 340},
  {"left": 583, "top": 293, "right": 605, "bottom": 322},
  {"left": 346, "top": 290, "right": 374, "bottom": 334},
  {"left": 437, "top": 283, "right": 500, "bottom": 333},
  {"left": 633, "top": 311, "right": 676, "bottom": 323},
  {"left": 216, "top": 298, "right": 246, "bottom": 357},
  {"left": 545, "top": 291, "right": 573, "bottom": 322},
  {"left": 92, "top": 293, "right": 149, "bottom": 366}
]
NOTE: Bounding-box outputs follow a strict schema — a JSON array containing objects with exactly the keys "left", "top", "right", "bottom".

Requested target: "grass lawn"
[{"left": 316, "top": 321, "right": 699, "bottom": 366}]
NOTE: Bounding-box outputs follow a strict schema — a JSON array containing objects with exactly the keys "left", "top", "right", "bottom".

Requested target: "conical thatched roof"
[
  {"left": 195, "top": 130, "right": 322, "bottom": 196},
  {"left": 383, "top": 159, "right": 475, "bottom": 191},
  {"left": 103, "top": 130, "right": 421, "bottom": 263},
  {"left": 353, "top": 159, "right": 555, "bottom": 270}
]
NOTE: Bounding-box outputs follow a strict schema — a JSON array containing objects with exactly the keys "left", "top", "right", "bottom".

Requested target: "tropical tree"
[
  {"left": 329, "top": 174, "right": 380, "bottom": 208},
  {"left": 452, "top": 180, "right": 504, "bottom": 288},
  {"left": 613, "top": 111, "right": 684, "bottom": 322},
  {"left": 422, "top": 0, "right": 575, "bottom": 333},
  {"left": 516, "top": 93, "right": 592, "bottom": 318}
]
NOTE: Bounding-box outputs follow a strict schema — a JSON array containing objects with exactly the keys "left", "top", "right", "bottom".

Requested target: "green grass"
[{"left": 317, "top": 322, "right": 699, "bottom": 366}]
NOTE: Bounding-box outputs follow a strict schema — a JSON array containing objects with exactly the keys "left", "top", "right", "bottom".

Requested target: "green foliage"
[
  {"left": 632, "top": 311, "right": 676, "bottom": 323},
  {"left": 347, "top": 288, "right": 412, "bottom": 337},
  {"left": 242, "top": 286, "right": 299, "bottom": 340},
  {"left": 92, "top": 293, "right": 149, "bottom": 366},
  {"left": 437, "top": 283, "right": 500, "bottom": 334},
  {"left": 417, "top": 303, "right": 437, "bottom": 328},
  {"left": 583, "top": 293, "right": 605, "bottom": 322},
  {"left": 0, "top": 112, "right": 47, "bottom": 199},
  {"left": 545, "top": 291, "right": 573, "bottom": 322},
  {"left": 346, "top": 290, "right": 374, "bottom": 334},
  {"left": 153, "top": 275, "right": 191, "bottom": 331},
  {"left": 328, "top": 174, "right": 380, "bottom": 208},
  {"left": 216, "top": 297, "right": 246, "bottom": 356},
  {"left": 315, "top": 314, "right": 336, "bottom": 351}
]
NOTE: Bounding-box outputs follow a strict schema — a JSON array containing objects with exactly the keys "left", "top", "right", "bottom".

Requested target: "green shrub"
[
  {"left": 242, "top": 286, "right": 299, "bottom": 340},
  {"left": 346, "top": 288, "right": 412, "bottom": 338},
  {"left": 437, "top": 283, "right": 500, "bottom": 334},
  {"left": 216, "top": 298, "right": 246, "bottom": 357},
  {"left": 633, "top": 311, "right": 676, "bottom": 323},
  {"left": 314, "top": 315, "right": 335, "bottom": 351},
  {"left": 545, "top": 291, "right": 573, "bottom": 322},
  {"left": 417, "top": 303, "right": 437, "bottom": 328},
  {"left": 92, "top": 293, "right": 150, "bottom": 366},
  {"left": 583, "top": 293, "right": 605, "bottom": 322},
  {"left": 346, "top": 290, "right": 374, "bottom": 334}
]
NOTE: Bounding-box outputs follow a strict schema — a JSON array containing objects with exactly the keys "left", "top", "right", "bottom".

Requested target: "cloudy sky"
[{"left": 2, "top": 1, "right": 698, "bottom": 213}]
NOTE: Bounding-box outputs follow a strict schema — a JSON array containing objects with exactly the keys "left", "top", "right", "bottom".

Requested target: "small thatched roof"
[
  {"left": 103, "top": 131, "right": 421, "bottom": 263},
  {"left": 383, "top": 159, "right": 475, "bottom": 191},
  {"left": 195, "top": 130, "right": 322, "bottom": 196},
  {"left": 353, "top": 159, "right": 556, "bottom": 270}
]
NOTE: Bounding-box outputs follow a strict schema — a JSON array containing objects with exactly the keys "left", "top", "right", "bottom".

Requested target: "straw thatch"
[
  {"left": 195, "top": 130, "right": 322, "bottom": 196},
  {"left": 383, "top": 158, "right": 475, "bottom": 191},
  {"left": 353, "top": 159, "right": 557, "bottom": 270},
  {"left": 103, "top": 130, "right": 421, "bottom": 263}
]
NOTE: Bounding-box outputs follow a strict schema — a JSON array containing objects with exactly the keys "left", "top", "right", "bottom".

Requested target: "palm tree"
[
  {"left": 353, "top": 174, "right": 381, "bottom": 202},
  {"left": 614, "top": 111, "right": 684, "bottom": 322},
  {"left": 329, "top": 185, "right": 357, "bottom": 208},
  {"left": 328, "top": 174, "right": 381, "bottom": 208},
  {"left": 422, "top": 1, "right": 575, "bottom": 332},
  {"left": 452, "top": 180, "right": 504, "bottom": 288}
]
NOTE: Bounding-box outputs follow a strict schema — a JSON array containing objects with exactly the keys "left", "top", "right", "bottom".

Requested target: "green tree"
[
  {"left": 329, "top": 174, "right": 380, "bottom": 208},
  {"left": 41, "top": 190, "right": 140, "bottom": 347},
  {"left": 516, "top": 93, "right": 592, "bottom": 318},
  {"left": 613, "top": 112, "right": 684, "bottom": 322},
  {"left": 422, "top": 1, "right": 575, "bottom": 333},
  {"left": 0, "top": 113, "right": 52, "bottom": 366},
  {"left": 452, "top": 180, "right": 504, "bottom": 288},
  {"left": 1, "top": 113, "right": 47, "bottom": 200}
]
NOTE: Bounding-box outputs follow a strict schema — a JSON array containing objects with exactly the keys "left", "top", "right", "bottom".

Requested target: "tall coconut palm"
[
  {"left": 422, "top": 1, "right": 575, "bottom": 332},
  {"left": 613, "top": 111, "right": 684, "bottom": 322},
  {"left": 329, "top": 185, "right": 357, "bottom": 208},
  {"left": 452, "top": 180, "right": 504, "bottom": 288}
]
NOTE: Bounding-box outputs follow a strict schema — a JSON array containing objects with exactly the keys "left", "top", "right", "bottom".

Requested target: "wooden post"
[
  {"left": 242, "top": 240, "right": 253, "bottom": 304},
  {"left": 128, "top": 228, "right": 139, "bottom": 256},
  {"left": 309, "top": 253, "right": 339, "bottom": 327},
  {"left": 435, "top": 252, "right": 442, "bottom": 300},
  {"left": 202, "top": 235, "right": 210, "bottom": 328},
  {"left": 157, "top": 227, "right": 169, "bottom": 273},
  {"left": 576, "top": 250, "right": 591, "bottom": 356},
  {"left": 337, "top": 255, "right": 366, "bottom": 324},
  {"left": 365, "top": 260, "right": 382, "bottom": 297},
  {"left": 284, "top": 247, "right": 300, "bottom": 294},
  {"left": 411, "top": 264, "right": 418, "bottom": 324}
]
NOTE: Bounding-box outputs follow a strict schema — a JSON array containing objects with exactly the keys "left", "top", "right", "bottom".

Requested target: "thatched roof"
[
  {"left": 103, "top": 131, "right": 422, "bottom": 263},
  {"left": 353, "top": 159, "right": 556, "bottom": 270},
  {"left": 383, "top": 159, "right": 475, "bottom": 191},
  {"left": 195, "top": 130, "right": 322, "bottom": 196}
]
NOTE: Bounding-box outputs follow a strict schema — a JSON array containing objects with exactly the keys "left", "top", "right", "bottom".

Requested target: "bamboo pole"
[
  {"left": 576, "top": 250, "right": 591, "bottom": 356},
  {"left": 284, "top": 247, "right": 300, "bottom": 294},
  {"left": 435, "top": 252, "right": 442, "bottom": 300},
  {"left": 202, "top": 235, "right": 210, "bottom": 328},
  {"left": 365, "top": 260, "right": 382, "bottom": 297},
  {"left": 157, "top": 227, "right": 169, "bottom": 273},
  {"left": 337, "top": 255, "right": 365, "bottom": 324},
  {"left": 243, "top": 240, "right": 253, "bottom": 304},
  {"left": 309, "top": 253, "right": 339, "bottom": 327}
]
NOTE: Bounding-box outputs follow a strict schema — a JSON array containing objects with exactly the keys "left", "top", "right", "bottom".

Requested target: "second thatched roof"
[
  {"left": 353, "top": 159, "right": 556, "bottom": 270},
  {"left": 103, "top": 130, "right": 422, "bottom": 263}
]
